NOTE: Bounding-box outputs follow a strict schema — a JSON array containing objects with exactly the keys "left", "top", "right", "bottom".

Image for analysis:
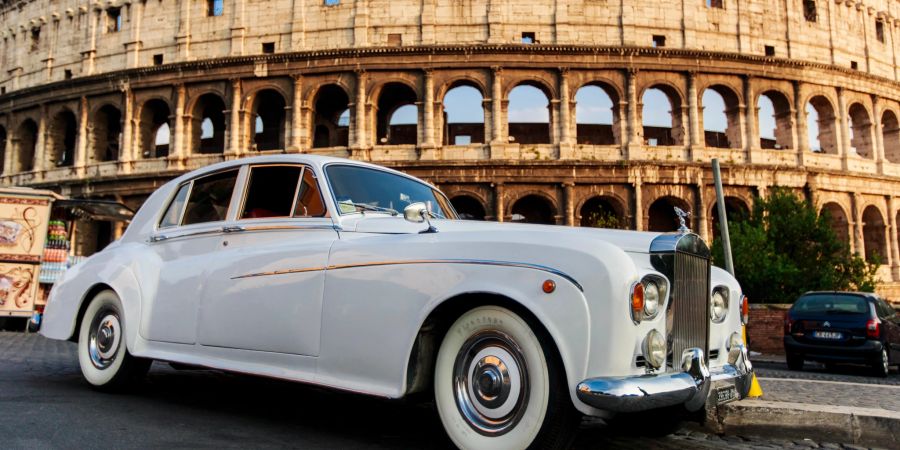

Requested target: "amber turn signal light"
[
  {"left": 631, "top": 282, "right": 645, "bottom": 319},
  {"left": 741, "top": 295, "right": 749, "bottom": 325},
  {"left": 542, "top": 279, "right": 556, "bottom": 294}
]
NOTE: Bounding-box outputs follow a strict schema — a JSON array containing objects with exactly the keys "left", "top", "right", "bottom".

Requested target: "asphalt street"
[{"left": 0, "top": 331, "right": 891, "bottom": 449}]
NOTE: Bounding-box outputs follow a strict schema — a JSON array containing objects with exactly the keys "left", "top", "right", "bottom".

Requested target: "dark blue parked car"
[{"left": 784, "top": 292, "right": 899, "bottom": 377}]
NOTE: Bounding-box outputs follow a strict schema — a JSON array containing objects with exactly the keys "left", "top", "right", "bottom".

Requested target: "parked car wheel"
[
  {"left": 434, "top": 305, "right": 577, "bottom": 450},
  {"left": 786, "top": 353, "right": 804, "bottom": 371},
  {"left": 872, "top": 348, "right": 890, "bottom": 378},
  {"left": 77, "top": 290, "right": 151, "bottom": 391}
]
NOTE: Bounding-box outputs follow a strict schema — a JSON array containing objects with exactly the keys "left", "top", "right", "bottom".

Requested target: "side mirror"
[
  {"left": 403, "top": 202, "right": 437, "bottom": 233},
  {"left": 403, "top": 202, "right": 427, "bottom": 223}
]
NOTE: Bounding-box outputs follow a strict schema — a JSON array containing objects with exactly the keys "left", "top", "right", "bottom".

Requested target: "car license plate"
[
  {"left": 716, "top": 386, "right": 738, "bottom": 405},
  {"left": 813, "top": 331, "right": 842, "bottom": 340}
]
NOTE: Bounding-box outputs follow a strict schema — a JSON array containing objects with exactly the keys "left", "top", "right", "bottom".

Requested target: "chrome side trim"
[
  {"left": 238, "top": 224, "right": 340, "bottom": 233},
  {"left": 232, "top": 258, "right": 583, "bottom": 291},
  {"left": 148, "top": 228, "right": 224, "bottom": 243}
]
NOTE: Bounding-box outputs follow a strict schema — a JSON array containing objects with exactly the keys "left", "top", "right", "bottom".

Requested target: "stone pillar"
[
  {"left": 289, "top": 0, "right": 306, "bottom": 51},
  {"left": 126, "top": 1, "right": 144, "bottom": 69},
  {"left": 423, "top": 70, "right": 435, "bottom": 147},
  {"left": 889, "top": 196, "right": 900, "bottom": 279},
  {"left": 494, "top": 183, "right": 505, "bottom": 223},
  {"left": 290, "top": 75, "right": 304, "bottom": 151},
  {"left": 171, "top": 83, "right": 187, "bottom": 163},
  {"left": 837, "top": 87, "right": 851, "bottom": 167},
  {"left": 353, "top": 0, "right": 369, "bottom": 46},
  {"left": 121, "top": 87, "right": 134, "bottom": 171},
  {"left": 633, "top": 176, "right": 643, "bottom": 231},
  {"left": 75, "top": 97, "right": 89, "bottom": 175},
  {"left": 626, "top": 69, "right": 641, "bottom": 156},
  {"left": 558, "top": 68, "right": 573, "bottom": 144},
  {"left": 794, "top": 81, "right": 809, "bottom": 159},
  {"left": 34, "top": 105, "right": 48, "bottom": 173},
  {"left": 228, "top": 79, "right": 242, "bottom": 155},
  {"left": 563, "top": 182, "right": 575, "bottom": 226},
  {"left": 175, "top": 0, "right": 192, "bottom": 61},
  {"left": 743, "top": 76, "right": 759, "bottom": 153},
  {"left": 3, "top": 124, "right": 13, "bottom": 175},
  {"left": 491, "top": 66, "right": 504, "bottom": 143},
  {"left": 852, "top": 193, "right": 865, "bottom": 258},
  {"left": 687, "top": 72, "right": 702, "bottom": 151},
  {"left": 696, "top": 179, "right": 708, "bottom": 242},
  {"left": 230, "top": 0, "right": 247, "bottom": 56},
  {"left": 354, "top": 70, "right": 368, "bottom": 149},
  {"left": 873, "top": 95, "right": 886, "bottom": 174}
]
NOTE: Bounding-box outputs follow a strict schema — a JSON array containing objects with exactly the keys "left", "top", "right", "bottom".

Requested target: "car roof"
[{"left": 799, "top": 291, "right": 880, "bottom": 301}]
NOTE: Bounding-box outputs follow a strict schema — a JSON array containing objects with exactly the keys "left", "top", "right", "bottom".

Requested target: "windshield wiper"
[{"left": 343, "top": 202, "right": 399, "bottom": 216}]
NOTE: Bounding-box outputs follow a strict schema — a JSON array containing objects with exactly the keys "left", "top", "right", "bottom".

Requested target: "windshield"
[
  {"left": 325, "top": 165, "right": 457, "bottom": 219},
  {"left": 792, "top": 294, "right": 869, "bottom": 315}
]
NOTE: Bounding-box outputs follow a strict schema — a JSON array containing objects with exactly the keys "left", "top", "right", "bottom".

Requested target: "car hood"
[{"left": 346, "top": 216, "right": 665, "bottom": 254}]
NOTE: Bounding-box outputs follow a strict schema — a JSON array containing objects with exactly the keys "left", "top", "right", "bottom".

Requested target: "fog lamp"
[
  {"left": 710, "top": 288, "right": 728, "bottom": 323},
  {"left": 642, "top": 329, "right": 667, "bottom": 369}
]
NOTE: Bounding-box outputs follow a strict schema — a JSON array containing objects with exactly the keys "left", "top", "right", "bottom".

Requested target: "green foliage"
[
  {"left": 712, "top": 188, "right": 880, "bottom": 303},
  {"left": 584, "top": 209, "right": 624, "bottom": 229}
]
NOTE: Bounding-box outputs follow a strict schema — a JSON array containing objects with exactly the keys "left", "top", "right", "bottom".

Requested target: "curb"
[{"left": 709, "top": 399, "right": 900, "bottom": 447}]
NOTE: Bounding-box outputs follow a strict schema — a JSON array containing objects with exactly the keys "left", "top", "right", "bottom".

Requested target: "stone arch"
[
  {"left": 848, "top": 102, "right": 875, "bottom": 159},
  {"left": 807, "top": 95, "right": 838, "bottom": 154},
  {"left": 249, "top": 89, "right": 287, "bottom": 151},
  {"left": 648, "top": 195, "right": 691, "bottom": 232},
  {"left": 437, "top": 76, "right": 489, "bottom": 103},
  {"left": 139, "top": 99, "right": 172, "bottom": 158},
  {"left": 190, "top": 93, "right": 227, "bottom": 154},
  {"left": 442, "top": 80, "right": 485, "bottom": 145},
  {"left": 641, "top": 83, "right": 685, "bottom": 146},
  {"left": 820, "top": 201, "right": 851, "bottom": 246},
  {"left": 375, "top": 82, "right": 418, "bottom": 146},
  {"left": 91, "top": 104, "right": 122, "bottom": 162},
  {"left": 575, "top": 81, "right": 621, "bottom": 145},
  {"left": 311, "top": 83, "right": 350, "bottom": 149},
  {"left": 710, "top": 196, "right": 750, "bottom": 238},
  {"left": 508, "top": 81, "right": 553, "bottom": 145},
  {"left": 701, "top": 84, "right": 742, "bottom": 149},
  {"left": 881, "top": 109, "right": 900, "bottom": 163},
  {"left": 450, "top": 194, "right": 487, "bottom": 220},
  {"left": 48, "top": 108, "right": 78, "bottom": 167},
  {"left": 862, "top": 205, "right": 887, "bottom": 263},
  {"left": 757, "top": 89, "right": 793, "bottom": 149},
  {"left": 579, "top": 195, "right": 626, "bottom": 229},
  {"left": 510, "top": 193, "right": 557, "bottom": 224},
  {"left": 15, "top": 119, "right": 38, "bottom": 172}
]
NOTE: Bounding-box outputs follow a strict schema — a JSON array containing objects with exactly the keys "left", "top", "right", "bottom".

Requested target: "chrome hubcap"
[
  {"left": 88, "top": 311, "right": 121, "bottom": 370},
  {"left": 453, "top": 331, "right": 529, "bottom": 436},
  {"left": 883, "top": 350, "right": 890, "bottom": 373}
]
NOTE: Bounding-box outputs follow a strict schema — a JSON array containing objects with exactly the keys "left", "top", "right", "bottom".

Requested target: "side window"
[
  {"left": 241, "top": 166, "right": 303, "bottom": 219},
  {"left": 878, "top": 299, "right": 896, "bottom": 319},
  {"left": 182, "top": 170, "right": 239, "bottom": 225},
  {"left": 293, "top": 169, "right": 327, "bottom": 218},
  {"left": 159, "top": 183, "right": 191, "bottom": 228}
]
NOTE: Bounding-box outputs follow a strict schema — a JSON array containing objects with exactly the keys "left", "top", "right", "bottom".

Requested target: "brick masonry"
[{"left": 746, "top": 304, "right": 791, "bottom": 355}]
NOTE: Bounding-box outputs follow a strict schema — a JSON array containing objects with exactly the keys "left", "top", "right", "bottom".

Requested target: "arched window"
[
  {"left": 758, "top": 91, "right": 792, "bottom": 149},
  {"left": 710, "top": 197, "right": 750, "bottom": 238},
  {"left": 862, "top": 206, "right": 886, "bottom": 263},
  {"left": 376, "top": 83, "right": 418, "bottom": 145},
  {"left": 807, "top": 96, "right": 837, "bottom": 154},
  {"left": 702, "top": 86, "right": 742, "bottom": 149},
  {"left": 820, "top": 202, "right": 850, "bottom": 246},
  {"left": 312, "top": 84, "right": 350, "bottom": 148},
  {"left": 575, "top": 84, "right": 617, "bottom": 145},
  {"left": 648, "top": 196, "right": 691, "bottom": 232},
  {"left": 510, "top": 195, "right": 555, "bottom": 224},
  {"left": 92, "top": 105, "right": 122, "bottom": 162},
  {"left": 16, "top": 119, "right": 38, "bottom": 172},
  {"left": 450, "top": 195, "right": 486, "bottom": 220},
  {"left": 251, "top": 89, "right": 286, "bottom": 151},
  {"left": 191, "top": 94, "right": 226, "bottom": 154},
  {"left": 882, "top": 110, "right": 900, "bottom": 163},
  {"left": 140, "top": 100, "right": 171, "bottom": 158},
  {"left": 443, "top": 84, "right": 485, "bottom": 145},
  {"left": 580, "top": 196, "right": 625, "bottom": 229},
  {"left": 508, "top": 84, "right": 551, "bottom": 145},
  {"left": 49, "top": 110, "right": 78, "bottom": 167},
  {"left": 848, "top": 103, "right": 874, "bottom": 159},
  {"left": 642, "top": 86, "right": 683, "bottom": 146}
]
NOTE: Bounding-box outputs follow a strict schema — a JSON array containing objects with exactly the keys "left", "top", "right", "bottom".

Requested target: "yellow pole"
[{"left": 743, "top": 325, "right": 764, "bottom": 398}]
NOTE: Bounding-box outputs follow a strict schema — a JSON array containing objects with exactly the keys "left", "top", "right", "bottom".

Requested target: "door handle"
[
  {"left": 222, "top": 225, "right": 245, "bottom": 233},
  {"left": 149, "top": 234, "right": 169, "bottom": 243}
]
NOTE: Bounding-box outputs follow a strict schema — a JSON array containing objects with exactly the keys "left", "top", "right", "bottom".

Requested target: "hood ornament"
[{"left": 674, "top": 207, "right": 691, "bottom": 233}]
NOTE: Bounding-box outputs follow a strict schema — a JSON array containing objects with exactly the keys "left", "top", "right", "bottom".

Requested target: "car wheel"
[
  {"left": 786, "top": 353, "right": 804, "bottom": 371},
  {"left": 434, "top": 305, "right": 578, "bottom": 450},
  {"left": 77, "top": 290, "right": 151, "bottom": 391},
  {"left": 872, "top": 347, "right": 889, "bottom": 378}
]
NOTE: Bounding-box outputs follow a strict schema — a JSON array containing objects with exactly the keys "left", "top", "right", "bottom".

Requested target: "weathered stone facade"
[{"left": 1, "top": 0, "right": 899, "bottom": 294}]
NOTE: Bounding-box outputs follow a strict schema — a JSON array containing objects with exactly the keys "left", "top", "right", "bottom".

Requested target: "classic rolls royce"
[{"left": 41, "top": 155, "right": 752, "bottom": 449}]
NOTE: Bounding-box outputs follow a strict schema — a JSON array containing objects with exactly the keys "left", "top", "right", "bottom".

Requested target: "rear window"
[{"left": 792, "top": 294, "right": 869, "bottom": 315}]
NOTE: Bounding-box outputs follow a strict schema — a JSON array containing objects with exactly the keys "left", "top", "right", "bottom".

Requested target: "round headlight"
[
  {"left": 643, "top": 281, "right": 660, "bottom": 318},
  {"left": 642, "top": 329, "right": 667, "bottom": 369},
  {"left": 711, "top": 289, "right": 728, "bottom": 323}
]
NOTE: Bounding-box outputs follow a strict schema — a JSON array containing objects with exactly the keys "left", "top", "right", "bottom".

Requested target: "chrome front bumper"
[{"left": 576, "top": 345, "right": 753, "bottom": 413}]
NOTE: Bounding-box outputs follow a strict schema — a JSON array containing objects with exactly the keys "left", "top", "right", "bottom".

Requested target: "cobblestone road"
[{"left": 0, "top": 332, "right": 891, "bottom": 449}]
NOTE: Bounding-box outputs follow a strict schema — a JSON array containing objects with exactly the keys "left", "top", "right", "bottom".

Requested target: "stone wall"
[{"left": 746, "top": 304, "right": 790, "bottom": 355}]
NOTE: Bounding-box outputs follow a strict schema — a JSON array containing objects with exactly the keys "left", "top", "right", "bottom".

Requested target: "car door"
[
  {"left": 876, "top": 298, "right": 900, "bottom": 360},
  {"left": 142, "top": 168, "right": 241, "bottom": 344},
  {"left": 196, "top": 164, "right": 337, "bottom": 356}
]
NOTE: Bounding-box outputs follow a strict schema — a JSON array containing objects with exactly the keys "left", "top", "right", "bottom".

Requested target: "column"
[
  {"left": 852, "top": 193, "right": 865, "bottom": 257},
  {"left": 563, "top": 183, "right": 575, "bottom": 226},
  {"left": 3, "top": 122, "right": 14, "bottom": 175},
  {"left": 558, "top": 68, "right": 573, "bottom": 144},
  {"left": 171, "top": 84, "right": 187, "bottom": 162},
  {"left": 289, "top": 0, "right": 306, "bottom": 51},
  {"left": 873, "top": 95, "right": 886, "bottom": 173},
  {"left": 121, "top": 87, "right": 134, "bottom": 170},
  {"left": 494, "top": 183, "right": 505, "bottom": 223},
  {"left": 75, "top": 97, "right": 89, "bottom": 175},
  {"left": 175, "top": 0, "right": 192, "bottom": 60},
  {"left": 838, "top": 87, "right": 851, "bottom": 167},
  {"left": 290, "top": 75, "right": 304, "bottom": 151},
  {"left": 354, "top": 70, "right": 368, "bottom": 149},
  {"left": 423, "top": 69, "right": 435, "bottom": 147},
  {"left": 696, "top": 178, "right": 708, "bottom": 242},
  {"left": 633, "top": 175, "right": 643, "bottom": 231},
  {"left": 126, "top": 1, "right": 144, "bottom": 68},
  {"left": 491, "top": 66, "right": 503, "bottom": 143},
  {"left": 743, "top": 76, "right": 759, "bottom": 153},
  {"left": 889, "top": 196, "right": 900, "bottom": 279},
  {"left": 34, "top": 105, "right": 47, "bottom": 173},
  {"left": 228, "top": 79, "right": 242, "bottom": 155},
  {"left": 687, "top": 72, "right": 702, "bottom": 151},
  {"left": 794, "top": 81, "right": 809, "bottom": 158},
  {"left": 626, "top": 69, "right": 641, "bottom": 155}
]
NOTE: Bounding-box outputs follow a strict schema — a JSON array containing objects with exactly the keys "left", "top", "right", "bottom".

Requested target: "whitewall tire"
[
  {"left": 77, "top": 290, "right": 150, "bottom": 391},
  {"left": 434, "top": 305, "right": 577, "bottom": 450}
]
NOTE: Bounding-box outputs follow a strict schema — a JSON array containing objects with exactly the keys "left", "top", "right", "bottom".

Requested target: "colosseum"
[{"left": 0, "top": 0, "right": 899, "bottom": 295}]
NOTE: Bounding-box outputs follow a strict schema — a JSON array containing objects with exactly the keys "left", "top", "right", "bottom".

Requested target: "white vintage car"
[{"left": 41, "top": 155, "right": 752, "bottom": 449}]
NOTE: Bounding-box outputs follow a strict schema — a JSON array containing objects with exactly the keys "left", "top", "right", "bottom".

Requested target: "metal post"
[{"left": 712, "top": 159, "right": 735, "bottom": 276}]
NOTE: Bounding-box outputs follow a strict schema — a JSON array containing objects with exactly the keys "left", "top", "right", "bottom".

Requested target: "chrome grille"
[{"left": 670, "top": 251, "right": 710, "bottom": 366}]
